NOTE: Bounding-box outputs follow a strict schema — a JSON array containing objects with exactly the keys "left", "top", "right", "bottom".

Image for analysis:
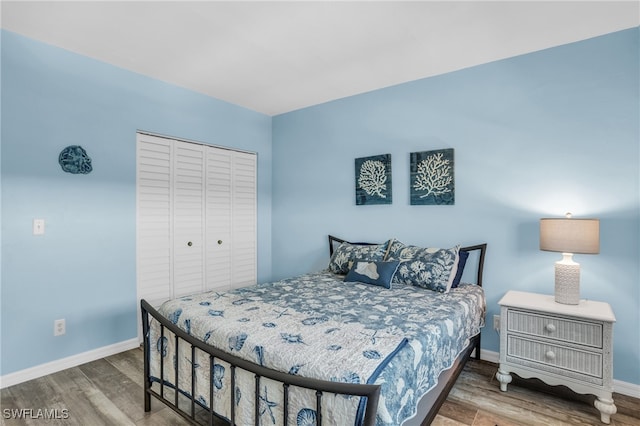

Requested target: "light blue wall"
[
  {"left": 0, "top": 30, "right": 272, "bottom": 375},
  {"left": 272, "top": 29, "right": 639, "bottom": 384},
  {"left": 2, "top": 27, "right": 638, "bottom": 387}
]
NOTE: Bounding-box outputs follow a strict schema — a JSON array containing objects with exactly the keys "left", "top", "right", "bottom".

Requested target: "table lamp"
[{"left": 539, "top": 213, "right": 599, "bottom": 305}]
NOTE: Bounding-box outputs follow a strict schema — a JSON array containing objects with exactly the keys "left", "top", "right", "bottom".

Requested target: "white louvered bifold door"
[
  {"left": 205, "top": 148, "right": 232, "bottom": 291},
  {"left": 137, "top": 132, "right": 257, "bottom": 322},
  {"left": 137, "top": 135, "right": 173, "bottom": 306},
  {"left": 172, "top": 143, "right": 205, "bottom": 298},
  {"left": 231, "top": 151, "right": 257, "bottom": 288}
]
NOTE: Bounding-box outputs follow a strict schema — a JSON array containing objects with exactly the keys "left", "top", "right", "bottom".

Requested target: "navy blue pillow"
[
  {"left": 450, "top": 250, "right": 469, "bottom": 288},
  {"left": 344, "top": 260, "right": 400, "bottom": 289}
]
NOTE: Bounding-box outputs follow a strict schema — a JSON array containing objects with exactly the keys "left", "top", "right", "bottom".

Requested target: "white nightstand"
[{"left": 496, "top": 290, "right": 617, "bottom": 424}]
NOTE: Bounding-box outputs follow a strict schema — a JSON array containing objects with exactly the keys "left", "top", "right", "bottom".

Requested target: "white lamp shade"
[{"left": 540, "top": 218, "right": 600, "bottom": 254}]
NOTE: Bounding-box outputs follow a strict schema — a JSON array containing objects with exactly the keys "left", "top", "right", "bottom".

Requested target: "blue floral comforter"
[{"left": 148, "top": 271, "right": 485, "bottom": 425}]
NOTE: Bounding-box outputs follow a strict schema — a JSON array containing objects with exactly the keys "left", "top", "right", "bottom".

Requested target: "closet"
[{"left": 136, "top": 132, "right": 257, "bottom": 311}]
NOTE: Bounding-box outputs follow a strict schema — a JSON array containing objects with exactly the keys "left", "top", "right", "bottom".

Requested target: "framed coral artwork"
[
  {"left": 355, "top": 154, "right": 392, "bottom": 205},
  {"left": 410, "top": 148, "right": 454, "bottom": 205}
]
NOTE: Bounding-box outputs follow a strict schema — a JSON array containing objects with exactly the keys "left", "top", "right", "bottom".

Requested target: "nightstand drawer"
[
  {"left": 507, "top": 335, "right": 603, "bottom": 378},
  {"left": 507, "top": 309, "right": 602, "bottom": 348}
]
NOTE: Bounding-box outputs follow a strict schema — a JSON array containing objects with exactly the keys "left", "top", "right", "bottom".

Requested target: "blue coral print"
[
  {"left": 410, "top": 148, "right": 454, "bottom": 205},
  {"left": 355, "top": 154, "right": 392, "bottom": 205}
]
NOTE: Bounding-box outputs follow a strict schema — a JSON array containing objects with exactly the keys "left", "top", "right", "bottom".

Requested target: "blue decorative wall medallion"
[
  {"left": 59, "top": 145, "right": 92, "bottom": 174},
  {"left": 410, "top": 148, "right": 454, "bottom": 205},
  {"left": 355, "top": 154, "right": 392, "bottom": 205}
]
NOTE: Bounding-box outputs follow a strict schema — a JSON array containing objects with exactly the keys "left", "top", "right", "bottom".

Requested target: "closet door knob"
[
  {"left": 218, "top": 240, "right": 223, "bottom": 245},
  {"left": 187, "top": 241, "right": 193, "bottom": 247}
]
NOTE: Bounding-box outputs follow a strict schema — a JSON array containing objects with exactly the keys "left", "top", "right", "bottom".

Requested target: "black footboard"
[{"left": 141, "top": 299, "right": 381, "bottom": 426}]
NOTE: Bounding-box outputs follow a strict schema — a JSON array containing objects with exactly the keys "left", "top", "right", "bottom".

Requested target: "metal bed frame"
[{"left": 141, "top": 236, "right": 487, "bottom": 426}]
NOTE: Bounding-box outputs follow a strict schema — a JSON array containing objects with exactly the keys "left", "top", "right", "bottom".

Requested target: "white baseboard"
[
  {"left": 480, "top": 348, "right": 499, "bottom": 363},
  {"left": 613, "top": 380, "right": 640, "bottom": 398},
  {"left": 0, "top": 338, "right": 139, "bottom": 389},
  {"left": 479, "top": 349, "right": 640, "bottom": 398}
]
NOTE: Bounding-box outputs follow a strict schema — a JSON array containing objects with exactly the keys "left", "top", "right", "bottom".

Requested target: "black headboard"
[
  {"left": 458, "top": 243, "right": 487, "bottom": 288},
  {"left": 328, "top": 235, "right": 487, "bottom": 287}
]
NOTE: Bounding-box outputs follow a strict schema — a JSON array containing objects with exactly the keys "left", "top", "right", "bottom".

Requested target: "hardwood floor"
[
  {"left": 433, "top": 361, "right": 640, "bottom": 426},
  {"left": 1, "top": 348, "right": 638, "bottom": 425}
]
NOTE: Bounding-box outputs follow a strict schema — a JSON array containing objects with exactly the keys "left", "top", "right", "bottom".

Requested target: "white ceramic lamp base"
[{"left": 555, "top": 253, "right": 580, "bottom": 305}]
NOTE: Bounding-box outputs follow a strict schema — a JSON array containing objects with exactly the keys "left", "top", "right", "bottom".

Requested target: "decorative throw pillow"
[
  {"left": 450, "top": 249, "right": 469, "bottom": 289},
  {"left": 384, "top": 239, "right": 408, "bottom": 261},
  {"left": 387, "top": 242, "right": 460, "bottom": 292},
  {"left": 344, "top": 260, "right": 400, "bottom": 289},
  {"left": 327, "top": 240, "right": 391, "bottom": 275}
]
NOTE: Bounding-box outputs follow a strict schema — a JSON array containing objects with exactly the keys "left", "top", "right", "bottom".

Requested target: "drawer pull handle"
[
  {"left": 218, "top": 240, "right": 223, "bottom": 245},
  {"left": 187, "top": 241, "right": 193, "bottom": 247},
  {"left": 545, "top": 351, "right": 556, "bottom": 360},
  {"left": 545, "top": 323, "right": 556, "bottom": 333}
]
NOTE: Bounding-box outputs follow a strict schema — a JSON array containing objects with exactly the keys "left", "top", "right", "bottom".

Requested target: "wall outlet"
[
  {"left": 54, "top": 319, "right": 65, "bottom": 336},
  {"left": 493, "top": 315, "right": 501, "bottom": 331}
]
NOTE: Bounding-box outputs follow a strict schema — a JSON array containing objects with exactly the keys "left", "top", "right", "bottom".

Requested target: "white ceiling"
[{"left": 2, "top": 1, "right": 638, "bottom": 116}]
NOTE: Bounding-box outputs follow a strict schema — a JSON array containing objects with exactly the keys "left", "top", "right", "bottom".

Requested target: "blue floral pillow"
[
  {"left": 344, "top": 260, "right": 400, "bottom": 289},
  {"left": 386, "top": 241, "right": 460, "bottom": 292},
  {"left": 385, "top": 240, "right": 408, "bottom": 260},
  {"left": 327, "top": 240, "right": 391, "bottom": 274}
]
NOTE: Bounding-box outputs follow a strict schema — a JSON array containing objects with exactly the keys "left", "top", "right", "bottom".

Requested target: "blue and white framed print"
[
  {"left": 410, "top": 148, "right": 454, "bottom": 205},
  {"left": 355, "top": 154, "right": 392, "bottom": 205}
]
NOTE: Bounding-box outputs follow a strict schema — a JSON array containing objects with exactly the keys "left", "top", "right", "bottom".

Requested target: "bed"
[{"left": 141, "top": 235, "right": 487, "bottom": 425}]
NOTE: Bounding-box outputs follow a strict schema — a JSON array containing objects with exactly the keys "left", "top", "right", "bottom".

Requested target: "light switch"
[{"left": 33, "top": 219, "right": 45, "bottom": 235}]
